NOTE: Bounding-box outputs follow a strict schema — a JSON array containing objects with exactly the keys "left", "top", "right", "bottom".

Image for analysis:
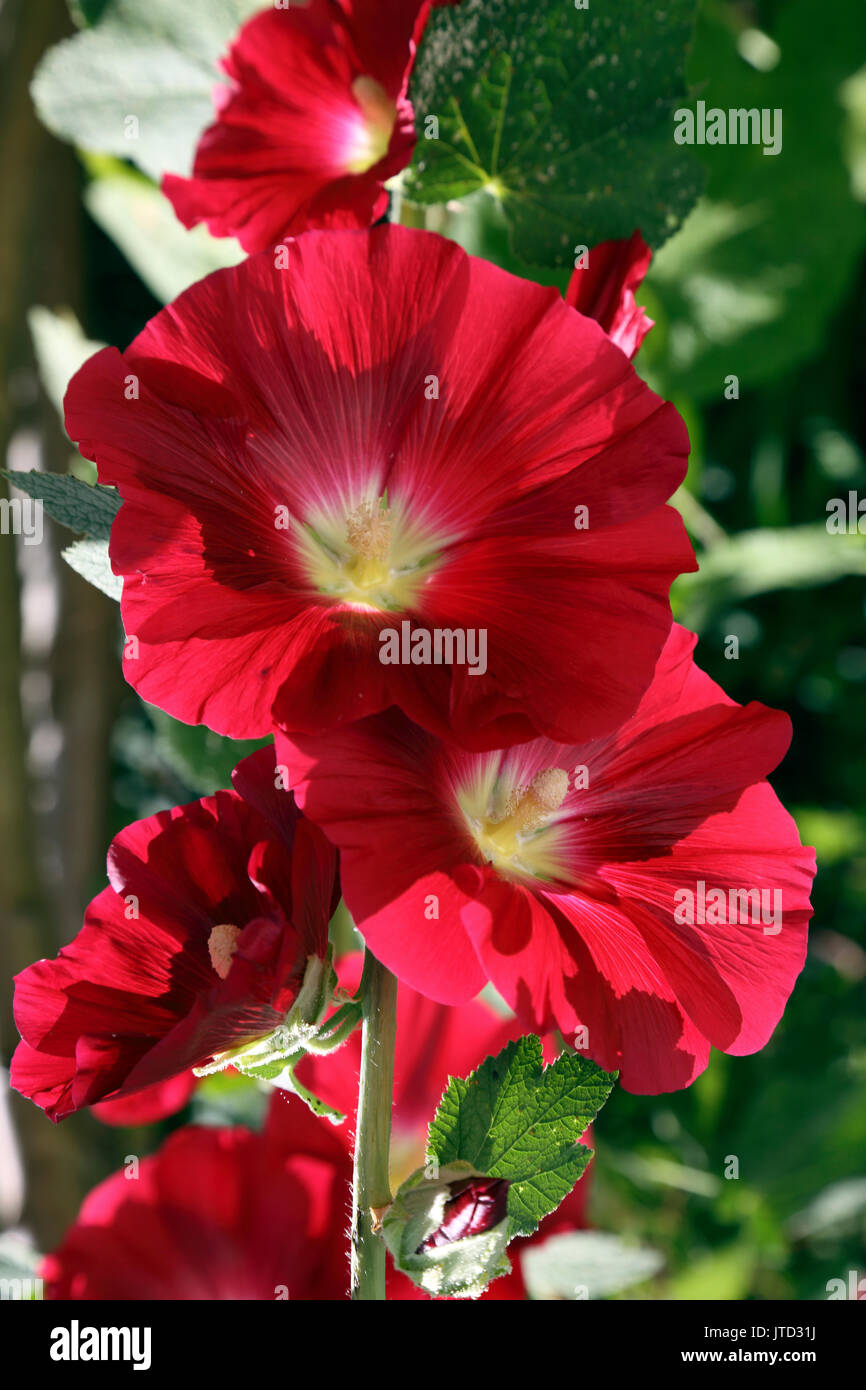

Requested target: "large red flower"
[
  {"left": 11, "top": 748, "right": 337, "bottom": 1121},
  {"left": 278, "top": 626, "right": 816, "bottom": 1093},
  {"left": 64, "top": 225, "right": 694, "bottom": 751},
  {"left": 162, "top": 0, "right": 431, "bottom": 251},
  {"left": 44, "top": 1097, "right": 351, "bottom": 1300}
]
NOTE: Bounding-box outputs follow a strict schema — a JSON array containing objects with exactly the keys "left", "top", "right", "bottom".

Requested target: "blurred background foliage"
[{"left": 0, "top": 0, "right": 864, "bottom": 1299}]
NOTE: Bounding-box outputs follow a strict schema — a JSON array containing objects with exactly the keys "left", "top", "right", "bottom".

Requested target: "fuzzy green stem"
[{"left": 350, "top": 947, "right": 398, "bottom": 1300}]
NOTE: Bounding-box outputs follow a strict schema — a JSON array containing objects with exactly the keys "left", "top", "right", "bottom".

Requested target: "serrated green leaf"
[
  {"left": 85, "top": 172, "right": 244, "bottom": 303},
  {"left": 522, "top": 1231, "right": 664, "bottom": 1300},
  {"left": 62, "top": 538, "right": 122, "bottom": 599},
  {"left": 406, "top": 0, "right": 703, "bottom": 267},
  {"left": 429, "top": 1036, "right": 616, "bottom": 1236},
  {"left": 2, "top": 470, "right": 120, "bottom": 540},
  {"left": 33, "top": 0, "right": 267, "bottom": 182}
]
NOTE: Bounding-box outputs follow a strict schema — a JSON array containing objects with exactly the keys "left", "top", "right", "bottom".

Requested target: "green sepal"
[
  {"left": 192, "top": 949, "right": 359, "bottom": 1124},
  {"left": 381, "top": 1161, "right": 512, "bottom": 1300}
]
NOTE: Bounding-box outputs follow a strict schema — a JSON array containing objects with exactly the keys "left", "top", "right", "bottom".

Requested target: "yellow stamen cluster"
[
  {"left": 345, "top": 499, "right": 392, "bottom": 562},
  {"left": 472, "top": 767, "right": 570, "bottom": 877},
  {"left": 296, "top": 494, "right": 439, "bottom": 612}
]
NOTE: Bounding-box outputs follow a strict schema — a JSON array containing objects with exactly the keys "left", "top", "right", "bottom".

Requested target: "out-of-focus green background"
[{"left": 1, "top": 0, "right": 864, "bottom": 1298}]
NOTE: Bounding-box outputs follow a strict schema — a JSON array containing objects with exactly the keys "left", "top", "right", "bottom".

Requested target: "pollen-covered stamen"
[
  {"left": 488, "top": 766, "right": 569, "bottom": 839},
  {"left": 501, "top": 768, "right": 570, "bottom": 834},
  {"left": 475, "top": 767, "right": 570, "bottom": 869},
  {"left": 343, "top": 497, "right": 393, "bottom": 591},
  {"left": 346, "top": 498, "right": 392, "bottom": 560},
  {"left": 208, "top": 923, "right": 241, "bottom": 980},
  {"left": 299, "top": 494, "right": 439, "bottom": 611}
]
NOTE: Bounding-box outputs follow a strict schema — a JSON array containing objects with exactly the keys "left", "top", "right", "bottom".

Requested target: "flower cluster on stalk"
[{"left": 12, "top": 0, "right": 815, "bottom": 1301}]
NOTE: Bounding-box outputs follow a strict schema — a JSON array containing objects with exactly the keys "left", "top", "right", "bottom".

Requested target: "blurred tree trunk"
[{"left": 0, "top": 0, "right": 119, "bottom": 1249}]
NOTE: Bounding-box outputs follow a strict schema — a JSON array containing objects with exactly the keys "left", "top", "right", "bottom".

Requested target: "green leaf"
[
  {"left": 644, "top": 0, "right": 866, "bottom": 400},
  {"left": 673, "top": 525, "right": 866, "bottom": 630},
  {"left": 148, "top": 708, "right": 270, "bottom": 796},
  {"left": 62, "top": 538, "right": 122, "bottom": 599},
  {"left": 430, "top": 1036, "right": 616, "bottom": 1237},
  {"left": 1, "top": 470, "right": 120, "bottom": 540},
  {"left": 4, "top": 464, "right": 123, "bottom": 599},
  {"left": 85, "top": 169, "right": 244, "bottom": 303},
  {"left": 28, "top": 307, "right": 104, "bottom": 422},
  {"left": 521, "top": 1231, "right": 664, "bottom": 1300},
  {"left": 33, "top": 0, "right": 267, "bottom": 182},
  {"left": 68, "top": 0, "right": 113, "bottom": 26},
  {"left": 406, "top": 0, "right": 703, "bottom": 267}
]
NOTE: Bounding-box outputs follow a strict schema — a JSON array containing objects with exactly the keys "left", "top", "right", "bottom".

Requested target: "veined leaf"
[{"left": 406, "top": 0, "right": 703, "bottom": 266}]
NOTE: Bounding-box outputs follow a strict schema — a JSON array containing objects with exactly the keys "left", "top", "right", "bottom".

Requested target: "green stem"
[
  {"left": 350, "top": 947, "right": 398, "bottom": 1300},
  {"left": 671, "top": 485, "right": 727, "bottom": 549}
]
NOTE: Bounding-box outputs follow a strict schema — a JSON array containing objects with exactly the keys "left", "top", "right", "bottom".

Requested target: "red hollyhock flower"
[
  {"left": 566, "top": 230, "right": 655, "bottom": 358},
  {"left": 278, "top": 626, "right": 816, "bottom": 1093},
  {"left": 11, "top": 748, "right": 337, "bottom": 1122},
  {"left": 64, "top": 225, "right": 694, "bottom": 751},
  {"left": 44, "top": 1096, "right": 351, "bottom": 1300},
  {"left": 162, "top": 0, "right": 432, "bottom": 251}
]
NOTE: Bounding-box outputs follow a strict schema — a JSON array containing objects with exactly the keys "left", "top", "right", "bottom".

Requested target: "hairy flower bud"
[{"left": 382, "top": 1162, "right": 512, "bottom": 1299}]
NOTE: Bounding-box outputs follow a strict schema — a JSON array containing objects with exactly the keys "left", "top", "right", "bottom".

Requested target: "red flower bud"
[{"left": 418, "top": 1176, "right": 510, "bottom": 1253}]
